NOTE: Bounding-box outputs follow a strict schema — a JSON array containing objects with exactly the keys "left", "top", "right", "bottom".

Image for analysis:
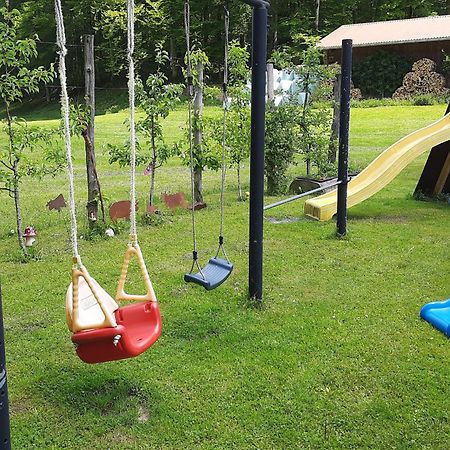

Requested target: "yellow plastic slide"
[{"left": 304, "top": 112, "right": 450, "bottom": 221}]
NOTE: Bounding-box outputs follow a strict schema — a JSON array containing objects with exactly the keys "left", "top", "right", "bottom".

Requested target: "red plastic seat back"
[{"left": 72, "top": 302, "right": 162, "bottom": 364}]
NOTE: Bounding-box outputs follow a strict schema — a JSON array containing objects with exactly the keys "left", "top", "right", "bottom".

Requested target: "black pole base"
[{"left": 0, "top": 286, "right": 11, "bottom": 450}]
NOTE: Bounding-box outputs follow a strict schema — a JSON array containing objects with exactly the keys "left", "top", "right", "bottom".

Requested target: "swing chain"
[{"left": 184, "top": 0, "right": 202, "bottom": 272}]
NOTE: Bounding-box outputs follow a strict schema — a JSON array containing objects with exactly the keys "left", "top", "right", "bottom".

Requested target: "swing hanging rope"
[
  {"left": 184, "top": 0, "right": 204, "bottom": 277},
  {"left": 216, "top": 5, "right": 230, "bottom": 262},
  {"left": 127, "top": 0, "right": 138, "bottom": 243},
  {"left": 55, "top": 0, "right": 80, "bottom": 267}
]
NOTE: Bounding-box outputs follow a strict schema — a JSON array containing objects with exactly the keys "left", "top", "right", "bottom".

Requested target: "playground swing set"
[
  {"left": 0, "top": 0, "right": 449, "bottom": 447},
  {"left": 183, "top": 1, "right": 234, "bottom": 290},
  {"left": 60, "top": 0, "right": 450, "bottom": 363}
]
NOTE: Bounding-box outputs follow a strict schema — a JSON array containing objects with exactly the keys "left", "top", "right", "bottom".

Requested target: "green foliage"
[
  {"left": 107, "top": 139, "right": 147, "bottom": 168},
  {"left": 0, "top": 7, "right": 55, "bottom": 106},
  {"left": 353, "top": 51, "right": 411, "bottom": 98},
  {"left": 140, "top": 211, "right": 170, "bottom": 227},
  {"left": 228, "top": 40, "right": 250, "bottom": 86},
  {"left": 0, "top": 120, "right": 63, "bottom": 186},
  {"left": 11, "top": 0, "right": 450, "bottom": 89},
  {"left": 297, "top": 107, "right": 336, "bottom": 178},
  {"left": 265, "top": 104, "right": 298, "bottom": 195},
  {"left": 275, "top": 35, "right": 337, "bottom": 178},
  {"left": 109, "top": 43, "right": 182, "bottom": 204},
  {"left": 412, "top": 94, "right": 436, "bottom": 106},
  {"left": 180, "top": 48, "right": 221, "bottom": 175},
  {"left": 0, "top": 6, "right": 58, "bottom": 254},
  {"left": 441, "top": 50, "right": 450, "bottom": 76}
]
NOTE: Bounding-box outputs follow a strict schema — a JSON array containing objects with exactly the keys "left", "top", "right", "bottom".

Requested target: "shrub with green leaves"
[
  {"left": 0, "top": 7, "right": 58, "bottom": 256},
  {"left": 265, "top": 104, "right": 298, "bottom": 195},
  {"left": 353, "top": 51, "right": 411, "bottom": 98}
]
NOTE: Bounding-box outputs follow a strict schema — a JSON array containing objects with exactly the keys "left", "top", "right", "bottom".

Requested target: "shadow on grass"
[
  {"left": 34, "top": 363, "right": 162, "bottom": 422},
  {"left": 2, "top": 90, "right": 130, "bottom": 122}
]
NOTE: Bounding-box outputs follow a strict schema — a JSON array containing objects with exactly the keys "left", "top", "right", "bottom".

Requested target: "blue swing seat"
[
  {"left": 420, "top": 298, "right": 450, "bottom": 337},
  {"left": 184, "top": 257, "right": 233, "bottom": 290}
]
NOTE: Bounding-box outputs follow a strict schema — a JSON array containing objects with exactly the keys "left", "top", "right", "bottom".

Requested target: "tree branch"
[{"left": 0, "top": 159, "right": 13, "bottom": 171}]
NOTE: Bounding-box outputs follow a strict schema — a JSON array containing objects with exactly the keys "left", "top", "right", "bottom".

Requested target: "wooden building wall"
[{"left": 326, "top": 41, "right": 450, "bottom": 67}]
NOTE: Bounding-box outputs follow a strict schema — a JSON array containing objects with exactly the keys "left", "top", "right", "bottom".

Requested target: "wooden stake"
[{"left": 83, "top": 35, "right": 100, "bottom": 225}]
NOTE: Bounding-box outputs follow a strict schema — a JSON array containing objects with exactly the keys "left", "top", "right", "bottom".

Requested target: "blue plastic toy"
[
  {"left": 420, "top": 298, "right": 450, "bottom": 337},
  {"left": 184, "top": 258, "right": 233, "bottom": 291}
]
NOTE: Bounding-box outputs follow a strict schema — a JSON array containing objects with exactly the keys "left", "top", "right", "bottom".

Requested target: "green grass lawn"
[{"left": 0, "top": 101, "right": 449, "bottom": 449}]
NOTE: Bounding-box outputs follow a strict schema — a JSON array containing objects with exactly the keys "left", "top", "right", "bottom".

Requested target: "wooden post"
[
  {"left": 193, "top": 62, "right": 204, "bottom": 205},
  {"left": 83, "top": 35, "right": 100, "bottom": 226},
  {"left": 329, "top": 72, "right": 341, "bottom": 163},
  {"left": 267, "top": 63, "right": 274, "bottom": 103}
]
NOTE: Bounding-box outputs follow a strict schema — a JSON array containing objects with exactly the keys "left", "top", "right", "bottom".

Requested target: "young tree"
[
  {"left": 272, "top": 35, "right": 337, "bottom": 178},
  {"left": 207, "top": 41, "right": 251, "bottom": 201},
  {"left": 264, "top": 103, "right": 298, "bottom": 195},
  {"left": 0, "top": 7, "right": 58, "bottom": 255},
  {"left": 109, "top": 43, "right": 182, "bottom": 206},
  {"left": 180, "top": 48, "right": 220, "bottom": 205},
  {"left": 292, "top": 35, "right": 336, "bottom": 176}
]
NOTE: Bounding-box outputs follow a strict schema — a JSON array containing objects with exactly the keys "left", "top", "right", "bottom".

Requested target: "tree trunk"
[
  {"left": 82, "top": 130, "right": 105, "bottom": 222},
  {"left": 193, "top": 62, "right": 204, "bottom": 204},
  {"left": 237, "top": 164, "right": 243, "bottom": 201},
  {"left": 302, "top": 73, "right": 311, "bottom": 176},
  {"left": 329, "top": 73, "right": 341, "bottom": 164},
  {"left": 271, "top": 1, "right": 278, "bottom": 51},
  {"left": 84, "top": 35, "right": 100, "bottom": 227},
  {"left": 149, "top": 117, "right": 157, "bottom": 206},
  {"left": 194, "top": 168, "right": 203, "bottom": 204},
  {"left": 169, "top": 38, "right": 178, "bottom": 81},
  {"left": 315, "top": 0, "right": 321, "bottom": 32},
  {"left": 5, "top": 104, "right": 26, "bottom": 255},
  {"left": 149, "top": 168, "right": 156, "bottom": 206},
  {"left": 13, "top": 167, "right": 27, "bottom": 256}
]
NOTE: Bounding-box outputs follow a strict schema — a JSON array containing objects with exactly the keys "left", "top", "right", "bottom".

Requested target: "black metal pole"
[
  {"left": 0, "top": 286, "right": 11, "bottom": 450},
  {"left": 336, "top": 39, "right": 352, "bottom": 236},
  {"left": 248, "top": 2, "right": 268, "bottom": 301}
]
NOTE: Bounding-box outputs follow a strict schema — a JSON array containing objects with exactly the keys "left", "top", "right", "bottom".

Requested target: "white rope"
[
  {"left": 55, "top": 0, "right": 80, "bottom": 262},
  {"left": 128, "top": 0, "right": 137, "bottom": 240}
]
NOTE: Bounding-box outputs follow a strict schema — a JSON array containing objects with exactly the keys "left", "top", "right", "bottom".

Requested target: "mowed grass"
[{"left": 0, "top": 101, "right": 449, "bottom": 449}]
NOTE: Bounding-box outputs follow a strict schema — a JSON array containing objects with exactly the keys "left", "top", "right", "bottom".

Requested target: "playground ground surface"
[{"left": 0, "top": 101, "right": 449, "bottom": 449}]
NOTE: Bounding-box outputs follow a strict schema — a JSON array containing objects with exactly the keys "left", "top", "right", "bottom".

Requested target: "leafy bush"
[
  {"left": 265, "top": 104, "right": 298, "bottom": 195},
  {"left": 140, "top": 211, "right": 169, "bottom": 227},
  {"left": 353, "top": 51, "right": 411, "bottom": 98},
  {"left": 413, "top": 94, "right": 437, "bottom": 106}
]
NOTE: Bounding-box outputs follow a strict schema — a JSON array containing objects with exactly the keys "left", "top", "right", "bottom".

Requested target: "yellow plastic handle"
[
  {"left": 71, "top": 266, "right": 117, "bottom": 332},
  {"left": 116, "top": 243, "right": 157, "bottom": 303}
]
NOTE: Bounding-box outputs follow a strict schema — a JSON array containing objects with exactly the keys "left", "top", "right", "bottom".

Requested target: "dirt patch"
[
  {"left": 137, "top": 405, "right": 149, "bottom": 423},
  {"left": 266, "top": 216, "right": 300, "bottom": 224}
]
